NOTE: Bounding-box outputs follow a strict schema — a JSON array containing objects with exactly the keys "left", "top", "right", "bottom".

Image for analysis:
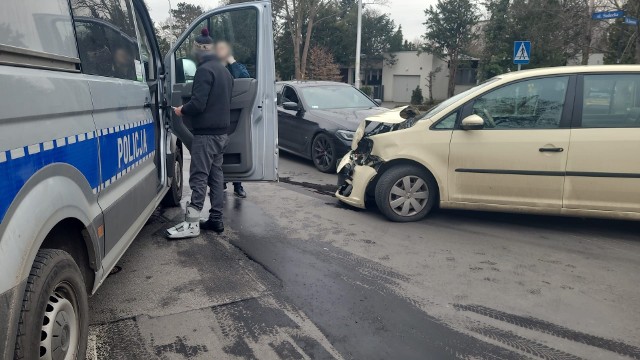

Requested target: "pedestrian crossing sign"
[{"left": 513, "top": 41, "right": 531, "bottom": 65}]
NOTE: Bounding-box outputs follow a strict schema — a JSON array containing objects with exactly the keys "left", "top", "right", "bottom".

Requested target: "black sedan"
[{"left": 276, "top": 81, "right": 387, "bottom": 172}]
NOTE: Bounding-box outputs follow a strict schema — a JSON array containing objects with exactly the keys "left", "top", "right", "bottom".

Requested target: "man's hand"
[
  {"left": 227, "top": 55, "right": 236, "bottom": 64},
  {"left": 174, "top": 105, "right": 183, "bottom": 117}
]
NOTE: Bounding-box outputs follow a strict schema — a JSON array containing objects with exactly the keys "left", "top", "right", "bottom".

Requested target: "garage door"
[{"left": 393, "top": 75, "right": 420, "bottom": 103}]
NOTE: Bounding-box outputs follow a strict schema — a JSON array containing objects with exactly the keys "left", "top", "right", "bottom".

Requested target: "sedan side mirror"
[
  {"left": 460, "top": 114, "right": 485, "bottom": 130},
  {"left": 374, "top": 99, "right": 382, "bottom": 106},
  {"left": 282, "top": 101, "right": 300, "bottom": 111}
]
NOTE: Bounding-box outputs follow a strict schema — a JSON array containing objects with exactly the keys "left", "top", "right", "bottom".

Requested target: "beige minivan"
[{"left": 335, "top": 65, "right": 640, "bottom": 222}]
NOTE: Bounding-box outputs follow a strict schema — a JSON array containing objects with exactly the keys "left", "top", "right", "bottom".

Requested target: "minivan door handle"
[{"left": 539, "top": 147, "right": 564, "bottom": 152}]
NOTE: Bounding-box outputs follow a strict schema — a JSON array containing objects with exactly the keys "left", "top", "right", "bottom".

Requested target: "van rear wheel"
[
  {"left": 375, "top": 165, "right": 437, "bottom": 222},
  {"left": 14, "top": 249, "right": 88, "bottom": 360}
]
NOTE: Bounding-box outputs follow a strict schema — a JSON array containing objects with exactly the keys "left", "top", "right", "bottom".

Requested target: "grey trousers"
[{"left": 188, "top": 134, "right": 229, "bottom": 221}]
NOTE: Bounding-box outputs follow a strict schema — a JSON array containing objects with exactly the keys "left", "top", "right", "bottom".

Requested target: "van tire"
[
  {"left": 375, "top": 165, "right": 437, "bottom": 222},
  {"left": 14, "top": 249, "right": 89, "bottom": 360},
  {"left": 162, "top": 151, "right": 183, "bottom": 207}
]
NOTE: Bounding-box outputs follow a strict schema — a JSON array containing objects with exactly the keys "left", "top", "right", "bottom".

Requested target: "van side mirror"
[
  {"left": 460, "top": 114, "right": 485, "bottom": 130},
  {"left": 282, "top": 102, "right": 300, "bottom": 111}
]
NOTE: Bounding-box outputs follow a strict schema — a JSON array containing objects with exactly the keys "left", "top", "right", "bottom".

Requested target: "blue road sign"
[
  {"left": 625, "top": 16, "right": 638, "bottom": 25},
  {"left": 592, "top": 10, "right": 625, "bottom": 20},
  {"left": 513, "top": 41, "right": 531, "bottom": 65}
]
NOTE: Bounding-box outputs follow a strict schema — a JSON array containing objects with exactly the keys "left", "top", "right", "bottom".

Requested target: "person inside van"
[
  {"left": 165, "top": 28, "right": 234, "bottom": 239},
  {"left": 216, "top": 40, "right": 249, "bottom": 198},
  {"left": 112, "top": 44, "right": 136, "bottom": 81}
]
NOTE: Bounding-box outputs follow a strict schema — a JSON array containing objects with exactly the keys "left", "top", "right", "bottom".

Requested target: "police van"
[{"left": 0, "top": 0, "right": 277, "bottom": 358}]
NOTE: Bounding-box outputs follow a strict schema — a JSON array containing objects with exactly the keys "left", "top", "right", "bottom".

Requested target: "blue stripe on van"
[{"left": 0, "top": 120, "right": 156, "bottom": 223}]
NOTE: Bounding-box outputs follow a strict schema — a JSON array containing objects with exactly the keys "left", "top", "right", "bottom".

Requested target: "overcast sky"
[{"left": 146, "top": 0, "right": 436, "bottom": 42}]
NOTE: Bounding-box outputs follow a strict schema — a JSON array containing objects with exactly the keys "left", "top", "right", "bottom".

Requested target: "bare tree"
[
  {"left": 281, "top": 0, "right": 334, "bottom": 79},
  {"left": 306, "top": 46, "right": 342, "bottom": 81},
  {"left": 425, "top": 66, "right": 442, "bottom": 104}
]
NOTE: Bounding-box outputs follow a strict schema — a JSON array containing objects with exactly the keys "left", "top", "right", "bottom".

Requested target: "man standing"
[
  {"left": 166, "top": 28, "right": 233, "bottom": 239},
  {"left": 216, "top": 40, "right": 249, "bottom": 198}
]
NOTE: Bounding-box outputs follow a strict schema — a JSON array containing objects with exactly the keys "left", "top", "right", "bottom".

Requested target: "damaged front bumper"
[
  {"left": 335, "top": 106, "right": 423, "bottom": 208},
  {"left": 335, "top": 153, "right": 378, "bottom": 208}
]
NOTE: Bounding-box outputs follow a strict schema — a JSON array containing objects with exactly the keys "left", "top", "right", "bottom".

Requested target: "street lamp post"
[{"left": 354, "top": 0, "right": 362, "bottom": 89}]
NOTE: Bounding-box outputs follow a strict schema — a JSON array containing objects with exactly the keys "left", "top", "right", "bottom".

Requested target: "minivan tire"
[
  {"left": 162, "top": 150, "right": 183, "bottom": 207},
  {"left": 375, "top": 165, "right": 437, "bottom": 222},
  {"left": 14, "top": 249, "right": 89, "bottom": 360}
]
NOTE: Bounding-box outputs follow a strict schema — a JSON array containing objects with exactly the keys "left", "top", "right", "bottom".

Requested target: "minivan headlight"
[{"left": 336, "top": 130, "right": 355, "bottom": 141}]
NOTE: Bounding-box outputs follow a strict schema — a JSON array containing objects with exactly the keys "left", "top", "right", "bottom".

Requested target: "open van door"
[{"left": 165, "top": 0, "right": 278, "bottom": 181}]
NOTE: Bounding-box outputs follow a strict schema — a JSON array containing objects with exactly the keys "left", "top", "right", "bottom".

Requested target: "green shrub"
[
  {"left": 360, "top": 85, "right": 373, "bottom": 96},
  {"left": 410, "top": 86, "right": 423, "bottom": 105}
]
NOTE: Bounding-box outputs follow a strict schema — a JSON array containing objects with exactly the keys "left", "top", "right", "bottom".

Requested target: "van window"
[
  {"left": 581, "top": 74, "right": 640, "bottom": 128},
  {"left": 472, "top": 76, "right": 568, "bottom": 129},
  {"left": 174, "top": 8, "right": 258, "bottom": 84},
  {"left": 0, "top": 0, "right": 78, "bottom": 58},
  {"left": 70, "top": 0, "right": 142, "bottom": 81},
  {"left": 133, "top": 11, "right": 155, "bottom": 81}
]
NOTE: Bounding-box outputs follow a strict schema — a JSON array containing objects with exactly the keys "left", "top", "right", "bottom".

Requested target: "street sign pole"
[
  {"left": 354, "top": 0, "right": 362, "bottom": 89},
  {"left": 518, "top": 64, "right": 521, "bottom": 71}
]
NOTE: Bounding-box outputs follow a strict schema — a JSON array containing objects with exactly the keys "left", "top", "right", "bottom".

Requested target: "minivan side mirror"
[
  {"left": 282, "top": 102, "right": 300, "bottom": 111},
  {"left": 374, "top": 99, "right": 382, "bottom": 106},
  {"left": 460, "top": 114, "right": 485, "bottom": 130}
]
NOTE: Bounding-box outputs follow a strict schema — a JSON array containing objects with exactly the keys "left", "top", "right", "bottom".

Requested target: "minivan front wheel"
[
  {"left": 14, "top": 249, "right": 88, "bottom": 360},
  {"left": 375, "top": 165, "right": 437, "bottom": 222}
]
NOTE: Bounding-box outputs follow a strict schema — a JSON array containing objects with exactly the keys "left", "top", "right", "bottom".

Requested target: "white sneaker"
[{"left": 165, "top": 221, "right": 200, "bottom": 239}]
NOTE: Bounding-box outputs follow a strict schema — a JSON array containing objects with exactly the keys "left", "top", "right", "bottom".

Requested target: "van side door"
[
  {"left": 69, "top": 0, "right": 164, "bottom": 263},
  {"left": 448, "top": 76, "right": 575, "bottom": 209},
  {"left": 564, "top": 73, "right": 640, "bottom": 213},
  {"left": 166, "top": 1, "right": 278, "bottom": 182}
]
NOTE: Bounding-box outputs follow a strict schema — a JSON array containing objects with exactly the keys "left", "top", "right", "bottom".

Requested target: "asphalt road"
[{"left": 87, "top": 151, "right": 640, "bottom": 360}]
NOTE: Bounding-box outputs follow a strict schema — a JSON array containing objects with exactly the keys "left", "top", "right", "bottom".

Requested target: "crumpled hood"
[
  {"left": 362, "top": 106, "right": 412, "bottom": 124},
  {"left": 350, "top": 106, "right": 421, "bottom": 150},
  {"left": 310, "top": 107, "right": 388, "bottom": 129}
]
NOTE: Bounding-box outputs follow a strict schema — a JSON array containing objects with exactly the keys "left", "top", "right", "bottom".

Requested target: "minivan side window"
[
  {"left": 581, "top": 74, "right": 640, "bottom": 128},
  {"left": 472, "top": 76, "right": 569, "bottom": 129},
  {"left": 70, "top": 0, "right": 142, "bottom": 81}
]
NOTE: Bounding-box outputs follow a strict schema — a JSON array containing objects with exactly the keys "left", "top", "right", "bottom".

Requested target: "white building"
[{"left": 381, "top": 51, "right": 478, "bottom": 103}]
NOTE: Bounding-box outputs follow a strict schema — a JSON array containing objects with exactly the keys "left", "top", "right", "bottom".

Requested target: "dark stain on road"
[
  {"left": 224, "top": 199, "right": 529, "bottom": 359},
  {"left": 279, "top": 176, "right": 338, "bottom": 197},
  {"left": 154, "top": 336, "right": 208, "bottom": 358},
  {"left": 454, "top": 304, "right": 640, "bottom": 359}
]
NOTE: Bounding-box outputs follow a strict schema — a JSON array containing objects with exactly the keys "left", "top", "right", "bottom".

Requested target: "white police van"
[{"left": 0, "top": 0, "right": 277, "bottom": 358}]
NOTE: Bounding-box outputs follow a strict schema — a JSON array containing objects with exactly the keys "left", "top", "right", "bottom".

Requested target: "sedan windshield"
[{"left": 300, "top": 86, "right": 377, "bottom": 109}]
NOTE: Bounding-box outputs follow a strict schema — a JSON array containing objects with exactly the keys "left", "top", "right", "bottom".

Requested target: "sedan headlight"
[{"left": 336, "top": 129, "right": 355, "bottom": 141}]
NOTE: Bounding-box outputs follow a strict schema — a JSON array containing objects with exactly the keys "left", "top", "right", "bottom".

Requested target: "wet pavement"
[{"left": 87, "top": 151, "right": 640, "bottom": 359}]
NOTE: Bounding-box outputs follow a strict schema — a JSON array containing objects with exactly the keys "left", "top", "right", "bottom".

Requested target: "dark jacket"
[
  {"left": 226, "top": 62, "right": 250, "bottom": 79},
  {"left": 181, "top": 55, "right": 234, "bottom": 135}
]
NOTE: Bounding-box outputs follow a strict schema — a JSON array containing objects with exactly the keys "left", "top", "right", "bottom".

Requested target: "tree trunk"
[
  {"left": 581, "top": 0, "right": 593, "bottom": 65},
  {"left": 294, "top": 8, "right": 303, "bottom": 79},
  {"left": 300, "top": 4, "right": 319, "bottom": 79},
  {"left": 447, "top": 57, "right": 458, "bottom": 98}
]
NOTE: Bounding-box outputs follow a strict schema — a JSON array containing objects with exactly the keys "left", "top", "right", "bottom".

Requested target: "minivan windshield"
[
  {"left": 418, "top": 77, "right": 501, "bottom": 120},
  {"left": 300, "top": 85, "right": 377, "bottom": 109}
]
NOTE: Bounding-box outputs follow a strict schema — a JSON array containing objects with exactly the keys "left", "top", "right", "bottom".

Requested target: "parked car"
[
  {"left": 336, "top": 65, "right": 640, "bottom": 222},
  {"left": 276, "top": 81, "right": 387, "bottom": 172},
  {"left": 0, "top": 0, "right": 277, "bottom": 358}
]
